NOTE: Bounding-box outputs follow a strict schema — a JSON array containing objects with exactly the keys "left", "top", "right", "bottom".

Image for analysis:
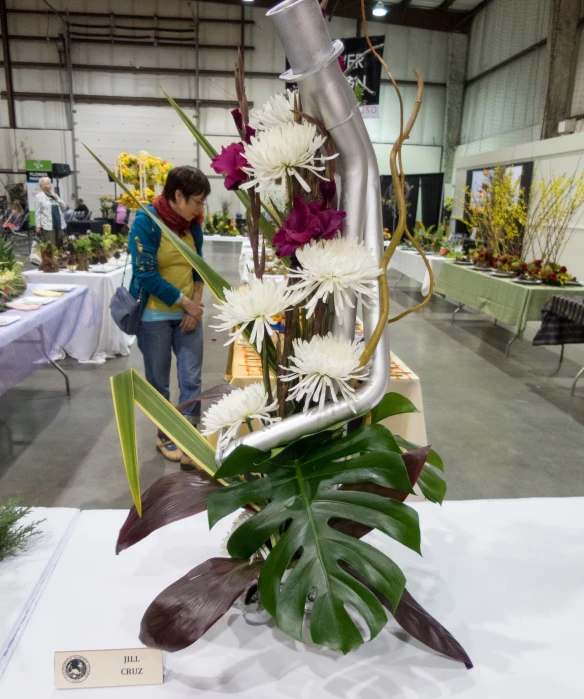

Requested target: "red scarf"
[{"left": 152, "top": 194, "right": 193, "bottom": 237}]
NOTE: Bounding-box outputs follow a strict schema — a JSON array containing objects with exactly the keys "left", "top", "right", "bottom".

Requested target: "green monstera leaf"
[{"left": 207, "top": 424, "right": 422, "bottom": 654}]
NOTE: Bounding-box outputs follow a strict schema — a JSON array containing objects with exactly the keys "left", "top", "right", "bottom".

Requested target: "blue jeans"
[{"left": 137, "top": 319, "right": 203, "bottom": 420}]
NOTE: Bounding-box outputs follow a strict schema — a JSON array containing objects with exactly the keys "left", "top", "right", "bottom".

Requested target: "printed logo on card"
[{"left": 62, "top": 655, "right": 91, "bottom": 684}]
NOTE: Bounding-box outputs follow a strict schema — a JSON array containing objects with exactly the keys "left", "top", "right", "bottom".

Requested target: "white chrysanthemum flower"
[
  {"left": 202, "top": 383, "right": 280, "bottom": 451},
  {"left": 289, "top": 237, "right": 383, "bottom": 323},
  {"left": 251, "top": 91, "right": 297, "bottom": 131},
  {"left": 280, "top": 334, "right": 369, "bottom": 412},
  {"left": 211, "top": 277, "right": 298, "bottom": 351},
  {"left": 240, "top": 122, "right": 337, "bottom": 193}
]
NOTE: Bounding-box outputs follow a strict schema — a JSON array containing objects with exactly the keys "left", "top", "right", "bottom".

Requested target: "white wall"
[
  {"left": 0, "top": 0, "right": 448, "bottom": 214},
  {"left": 453, "top": 132, "right": 584, "bottom": 280}
]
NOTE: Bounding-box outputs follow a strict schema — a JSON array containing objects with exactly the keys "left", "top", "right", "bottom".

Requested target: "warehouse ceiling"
[{"left": 198, "top": 0, "right": 492, "bottom": 33}]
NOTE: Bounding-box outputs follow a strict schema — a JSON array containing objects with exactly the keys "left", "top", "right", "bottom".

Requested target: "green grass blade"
[
  {"left": 111, "top": 371, "right": 142, "bottom": 516},
  {"left": 162, "top": 90, "right": 276, "bottom": 241},
  {"left": 131, "top": 370, "right": 217, "bottom": 477}
]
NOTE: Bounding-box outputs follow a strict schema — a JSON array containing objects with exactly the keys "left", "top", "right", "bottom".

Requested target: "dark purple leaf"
[
  {"left": 331, "top": 446, "right": 432, "bottom": 539},
  {"left": 341, "top": 562, "right": 472, "bottom": 668},
  {"left": 389, "top": 589, "right": 472, "bottom": 668},
  {"left": 140, "top": 557, "right": 263, "bottom": 652},
  {"left": 116, "top": 472, "right": 221, "bottom": 554}
]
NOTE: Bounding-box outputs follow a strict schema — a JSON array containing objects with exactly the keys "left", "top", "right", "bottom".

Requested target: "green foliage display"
[{"left": 0, "top": 499, "right": 43, "bottom": 562}]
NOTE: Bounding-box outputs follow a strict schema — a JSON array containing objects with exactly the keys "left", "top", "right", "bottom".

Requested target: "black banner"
[{"left": 342, "top": 36, "right": 384, "bottom": 118}]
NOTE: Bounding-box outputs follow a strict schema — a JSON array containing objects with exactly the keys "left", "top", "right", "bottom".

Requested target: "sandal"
[
  {"left": 180, "top": 454, "right": 197, "bottom": 472},
  {"left": 156, "top": 438, "right": 183, "bottom": 462}
]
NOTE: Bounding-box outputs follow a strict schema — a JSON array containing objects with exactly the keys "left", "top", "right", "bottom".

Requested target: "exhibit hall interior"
[{"left": 0, "top": 0, "right": 583, "bottom": 696}]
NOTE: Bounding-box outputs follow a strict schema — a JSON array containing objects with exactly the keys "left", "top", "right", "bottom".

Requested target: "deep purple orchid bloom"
[
  {"left": 231, "top": 108, "right": 256, "bottom": 144},
  {"left": 273, "top": 196, "right": 346, "bottom": 258},
  {"left": 210, "top": 142, "right": 249, "bottom": 191}
]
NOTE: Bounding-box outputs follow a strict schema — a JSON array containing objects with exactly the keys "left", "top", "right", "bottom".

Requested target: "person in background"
[
  {"left": 112, "top": 201, "right": 128, "bottom": 234},
  {"left": 75, "top": 198, "right": 90, "bottom": 217},
  {"left": 128, "top": 166, "right": 209, "bottom": 470},
  {"left": 34, "top": 177, "right": 66, "bottom": 246},
  {"left": 2, "top": 201, "right": 25, "bottom": 236}
]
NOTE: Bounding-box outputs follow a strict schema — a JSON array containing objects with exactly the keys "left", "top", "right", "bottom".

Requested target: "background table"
[
  {"left": 1, "top": 497, "right": 583, "bottom": 697},
  {"left": 0, "top": 508, "right": 79, "bottom": 680},
  {"left": 25, "top": 256, "right": 133, "bottom": 364},
  {"left": 0, "top": 284, "right": 100, "bottom": 395},
  {"left": 389, "top": 248, "right": 451, "bottom": 295},
  {"left": 225, "top": 339, "right": 427, "bottom": 446},
  {"left": 436, "top": 264, "right": 584, "bottom": 354}
]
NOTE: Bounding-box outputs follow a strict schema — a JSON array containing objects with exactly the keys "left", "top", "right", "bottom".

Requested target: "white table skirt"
[
  {"left": 0, "top": 508, "right": 79, "bottom": 680},
  {"left": 389, "top": 248, "right": 451, "bottom": 295},
  {"left": 1, "top": 497, "right": 583, "bottom": 697},
  {"left": 25, "top": 261, "right": 133, "bottom": 364}
]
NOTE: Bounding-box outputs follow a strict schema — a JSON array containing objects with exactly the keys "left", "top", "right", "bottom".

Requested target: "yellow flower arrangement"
[
  {"left": 115, "top": 152, "right": 172, "bottom": 190},
  {"left": 118, "top": 188, "right": 156, "bottom": 210},
  {"left": 524, "top": 171, "right": 584, "bottom": 265},
  {"left": 459, "top": 166, "right": 527, "bottom": 257}
]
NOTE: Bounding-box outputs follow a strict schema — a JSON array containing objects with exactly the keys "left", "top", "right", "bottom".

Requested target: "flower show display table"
[
  {"left": 225, "top": 340, "right": 427, "bottom": 446},
  {"left": 388, "top": 248, "right": 452, "bottom": 296},
  {"left": 1, "top": 498, "right": 582, "bottom": 697},
  {"left": 0, "top": 508, "right": 79, "bottom": 681},
  {"left": 436, "top": 264, "right": 584, "bottom": 355},
  {"left": 25, "top": 257, "right": 132, "bottom": 364},
  {"left": 0, "top": 284, "right": 100, "bottom": 396}
]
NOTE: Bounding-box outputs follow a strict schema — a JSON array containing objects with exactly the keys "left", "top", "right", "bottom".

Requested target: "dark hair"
[{"left": 163, "top": 166, "right": 211, "bottom": 202}]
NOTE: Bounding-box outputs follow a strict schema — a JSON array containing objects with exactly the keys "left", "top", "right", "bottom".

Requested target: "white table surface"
[
  {"left": 389, "top": 248, "right": 452, "bottom": 295},
  {"left": 1, "top": 497, "right": 583, "bottom": 697},
  {"left": 0, "top": 508, "right": 79, "bottom": 680},
  {"left": 24, "top": 258, "right": 133, "bottom": 363}
]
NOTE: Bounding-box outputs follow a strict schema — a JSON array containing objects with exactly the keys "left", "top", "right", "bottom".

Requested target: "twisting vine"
[{"left": 358, "top": 0, "right": 435, "bottom": 366}]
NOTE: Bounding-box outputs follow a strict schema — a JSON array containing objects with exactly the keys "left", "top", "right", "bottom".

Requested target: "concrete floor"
[{"left": 1, "top": 241, "right": 583, "bottom": 508}]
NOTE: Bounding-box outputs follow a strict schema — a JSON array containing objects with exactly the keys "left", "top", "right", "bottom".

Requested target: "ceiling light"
[
  {"left": 372, "top": 2, "right": 388, "bottom": 17},
  {"left": 242, "top": 0, "right": 254, "bottom": 3}
]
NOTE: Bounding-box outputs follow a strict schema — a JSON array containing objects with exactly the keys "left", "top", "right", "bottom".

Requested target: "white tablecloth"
[
  {"left": 25, "top": 259, "right": 133, "bottom": 364},
  {"left": 389, "top": 248, "right": 451, "bottom": 295},
  {"left": 0, "top": 508, "right": 79, "bottom": 680},
  {"left": 1, "top": 497, "right": 583, "bottom": 697}
]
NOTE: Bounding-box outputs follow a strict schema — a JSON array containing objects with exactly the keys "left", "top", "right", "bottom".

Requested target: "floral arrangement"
[
  {"left": 0, "top": 239, "right": 26, "bottom": 309},
  {"left": 523, "top": 171, "right": 584, "bottom": 265},
  {"left": 118, "top": 187, "right": 155, "bottom": 210},
  {"left": 461, "top": 166, "right": 527, "bottom": 257},
  {"left": 88, "top": 20, "right": 470, "bottom": 669},
  {"left": 99, "top": 194, "right": 114, "bottom": 210},
  {"left": 204, "top": 213, "right": 241, "bottom": 237},
  {"left": 115, "top": 152, "right": 172, "bottom": 189},
  {"left": 468, "top": 248, "right": 578, "bottom": 285}
]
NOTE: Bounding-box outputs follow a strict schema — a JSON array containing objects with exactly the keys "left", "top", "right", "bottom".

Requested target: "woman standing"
[
  {"left": 34, "top": 177, "right": 67, "bottom": 246},
  {"left": 128, "top": 166, "right": 209, "bottom": 468}
]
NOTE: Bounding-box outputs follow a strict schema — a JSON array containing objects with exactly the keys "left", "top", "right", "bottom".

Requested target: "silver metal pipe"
[{"left": 218, "top": 0, "right": 389, "bottom": 462}]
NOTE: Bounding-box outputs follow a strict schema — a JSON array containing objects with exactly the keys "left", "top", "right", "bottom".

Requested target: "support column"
[
  {"left": 441, "top": 32, "right": 468, "bottom": 190},
  {"left": 541, "top": 0, "right": 580, "bottom": 140},
  {"left": 0, "top": 0, "right": 16, "bottom": 128}
]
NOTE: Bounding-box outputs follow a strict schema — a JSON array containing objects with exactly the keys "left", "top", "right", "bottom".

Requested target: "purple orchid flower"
[
  {"left": 210, "top": 142, "right": 249, "bottom": 191},
  {"left": 273, "top": 196, "right": 346, "bottom": 258}
]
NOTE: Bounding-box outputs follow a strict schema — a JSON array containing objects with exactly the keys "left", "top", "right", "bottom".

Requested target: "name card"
[{"left": 54, "top": 648, "right": 163, "bottom": 690}]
